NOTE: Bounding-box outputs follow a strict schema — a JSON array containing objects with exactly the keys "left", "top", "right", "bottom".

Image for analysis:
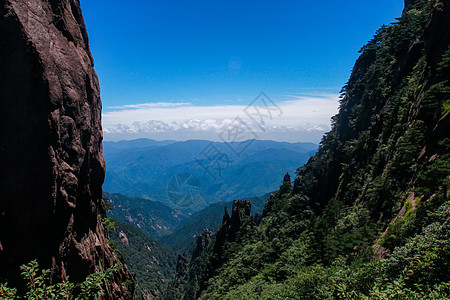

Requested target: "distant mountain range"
[{"left": 103, "top": 139, "right": 317, "bottom": 212}]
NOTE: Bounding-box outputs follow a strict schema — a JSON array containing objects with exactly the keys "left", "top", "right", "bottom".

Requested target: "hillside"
[
  {"left": 161, "top": 194, "right": 268, "bottom": 254},
  {"left": 106, "top": 193, "right": 267, "bottom": 299},
  {"left": 105, "top": 192, "right": 188, "bottom": 238},
  {"left": 169, "top": 0, "right": 450, "bottom": 298},
  {"left": 103, "top": 139, "right": 317, "bottom": 211},
  {"left": 106, "top": 191, "right": 267, "bottom": 246},
  {"left": 110, "top": 222, "right": 177, "bottom": 299}
]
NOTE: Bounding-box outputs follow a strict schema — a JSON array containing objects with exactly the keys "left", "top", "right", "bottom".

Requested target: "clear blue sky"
[{"left": 80, "top": 0, "right": 405, "bottom": 141}]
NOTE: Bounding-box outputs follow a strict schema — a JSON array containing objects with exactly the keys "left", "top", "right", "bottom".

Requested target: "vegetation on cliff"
[
  {"left": 0, "top": 262, "right": 125, "bottom": 299},
  {"left": 169, "top": 0, "right": 450, "bottom": 298},
  {"left": 109, "top": 222, "right": 178, "bottom": 299}
]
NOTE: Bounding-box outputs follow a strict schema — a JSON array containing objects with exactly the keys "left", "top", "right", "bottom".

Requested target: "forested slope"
[
  {"left": 110, "top": 222, "right": 177, "bottom": 299},
  {"left": 169, "top": 0, "right": 450, "bottom": 298}
]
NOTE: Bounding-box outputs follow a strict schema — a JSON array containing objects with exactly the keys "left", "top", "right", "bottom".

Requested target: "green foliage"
[
  {"left": 279, "top": 173, "right": 293, "bottom": 196},
  {"left": 102, "top": 216, "right": 116, "bottom": 238},
  {"left": 161, "top": 194, "right": 267, "bottom": 254},
  {"left": 101, "top": 196, "right": 117, "bottom": 240},
  {"left": 172, "top": 0, "right": 450, "bottom": 299},
  {"left": 382, "top": 201, "right": 450, "bottom": 287},
  {"left": 109, "top": 222, "right": 177, "bottom": 299},
  {"left": 105, "top": 192, "right": 188, "bottom": 239},
  {"left": 0, "top": 261, "right": 121, "bottom": 299},
  {"left": 371, "top": 203, "right": 450, "bottom": 299},
  {"left": 0, "top": 282, "right": 17, "bottom": 299}
]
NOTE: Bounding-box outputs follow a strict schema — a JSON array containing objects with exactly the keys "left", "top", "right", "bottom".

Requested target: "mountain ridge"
[{"left": 103, "top": 139, "right": 316, "bottom": 212}]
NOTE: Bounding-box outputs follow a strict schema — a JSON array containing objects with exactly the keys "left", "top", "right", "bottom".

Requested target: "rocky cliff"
[{"left": 0, "top": 0, "right": 134, "bottom": 297}]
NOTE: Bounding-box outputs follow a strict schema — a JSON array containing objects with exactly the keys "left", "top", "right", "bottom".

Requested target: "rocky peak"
[
  {"left": 230, "top": 200, "right": 251, "bottom": 230},
  {"left": 262, "top": 193, "right": 276, "bottom": 217},
  {"left": 222, "top": 206, "right": 231, "bottom": 225},
  {"left": 211, "top": 200, "right": 251, "bottom": 263},
  {"left": 192, "top": 229, "right": 212, "bottom": 260},
  {"left": 175, "top": 253, "right": 189, "bottom": 276},
  {"left": 0, "top": 0, "right": 134, "bottom": 297},
  {"left": 195, "top": 200, "right": 252, "bottom": 295},
  {"left": 279, "top": 172, "right": 293, "bottom": 195}
]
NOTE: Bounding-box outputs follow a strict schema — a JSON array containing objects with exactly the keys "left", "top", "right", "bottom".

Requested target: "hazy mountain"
[
  {"left": 103, "top": 139, "right": 177, "bottom": 160},
  {"left": 103, "top": 139, "right": 317, "bottom": 212}
]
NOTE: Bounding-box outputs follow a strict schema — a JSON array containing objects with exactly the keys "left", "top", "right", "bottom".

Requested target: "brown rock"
[
  {"left": 119, "top": 231, "right": 130, "bottom": 246},
  {"left": 0, "top": 0, "right": 134, "bottom": 298}
]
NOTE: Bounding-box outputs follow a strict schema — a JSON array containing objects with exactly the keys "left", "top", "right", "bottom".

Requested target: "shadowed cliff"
[{"left": 0, "top": 0, "right": 134, "bottom": 298}]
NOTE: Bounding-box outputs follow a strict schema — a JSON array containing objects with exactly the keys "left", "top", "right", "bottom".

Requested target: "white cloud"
[
  {"left": 107, "top": 102, "right": 191, "bottom": 110},
  {"left": 102, "top": 94, "right": 340, "bottom": 143}
]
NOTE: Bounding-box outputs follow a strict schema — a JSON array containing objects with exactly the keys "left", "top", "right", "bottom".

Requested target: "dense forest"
[{"left": 165, "top": 0, "right": 450, "bottom": 298}]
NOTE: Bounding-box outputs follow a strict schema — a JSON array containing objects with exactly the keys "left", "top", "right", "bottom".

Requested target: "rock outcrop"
[
  {"left": 214, "top": 200, "right": 251, "bottom": 251},
  {"left": 192, "top": 229, "right": 212, "bottom": 260},
  {"left": 197, "top": 200, "right": 252, "bottom": 294},
  {"left": 0, "top": 0, "right": 134, "bottom": 297}
]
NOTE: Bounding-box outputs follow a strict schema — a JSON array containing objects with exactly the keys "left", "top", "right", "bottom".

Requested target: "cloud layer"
[{"left": 102, "top": 94, "right": 340, "bottom": 142}]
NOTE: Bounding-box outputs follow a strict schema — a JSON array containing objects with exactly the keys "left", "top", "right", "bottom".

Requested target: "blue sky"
[{"left": 80, "top": 0, "right": 405, "bottom": 142}]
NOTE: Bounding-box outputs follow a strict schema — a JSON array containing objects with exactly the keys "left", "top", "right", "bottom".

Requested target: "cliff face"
[{"left": 0, "top": 0, "right": 134, "bottom": 297}]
